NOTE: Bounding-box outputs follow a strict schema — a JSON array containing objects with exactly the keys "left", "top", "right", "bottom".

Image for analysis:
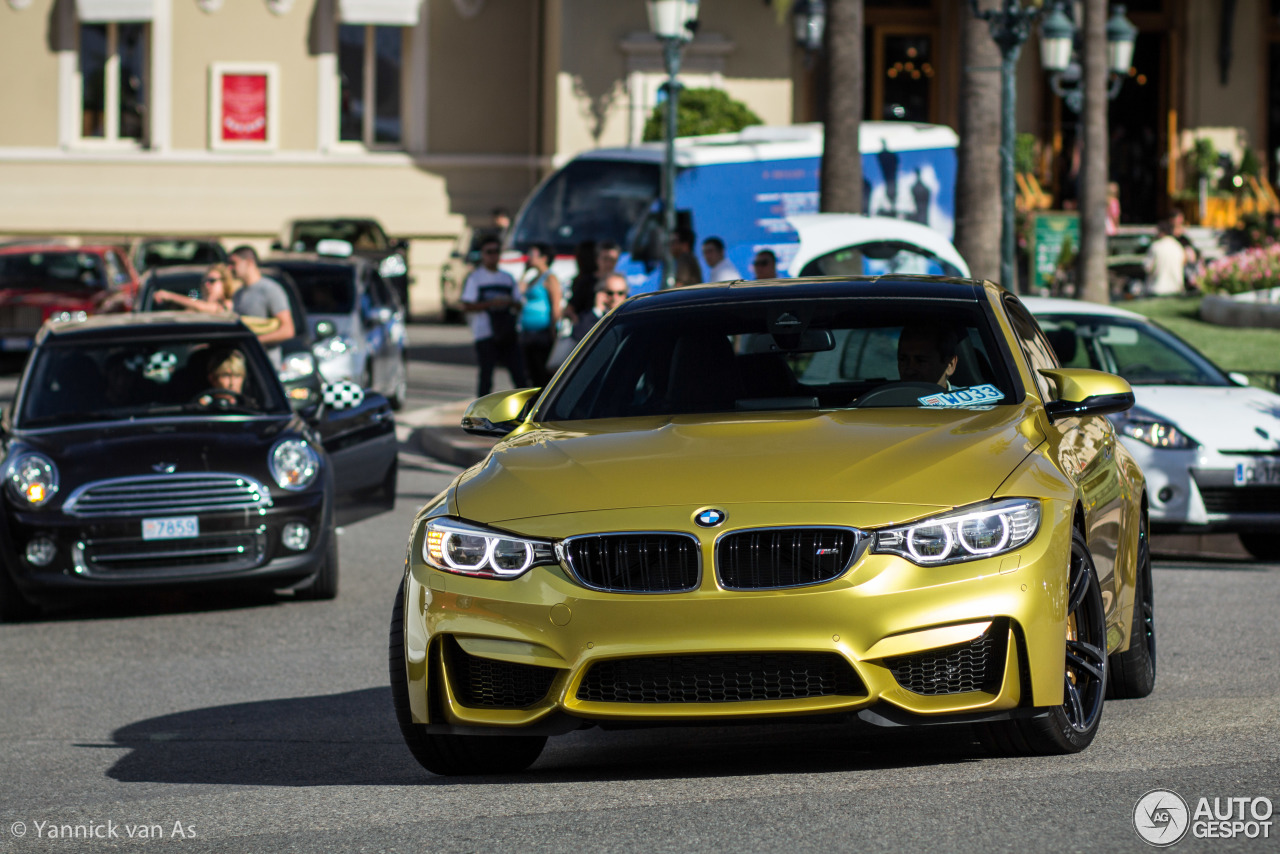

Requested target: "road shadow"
[
  {"left": 30, "top": 588, "right": 285, "bottom": 623},
  {"left": 101, "top": 688, "right": 986, "bottom": 787}
]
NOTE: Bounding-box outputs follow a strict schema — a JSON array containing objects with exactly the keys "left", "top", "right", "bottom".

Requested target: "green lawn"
[{"left": 1118, "top": 296, "right": 1280, "bottom": 378}]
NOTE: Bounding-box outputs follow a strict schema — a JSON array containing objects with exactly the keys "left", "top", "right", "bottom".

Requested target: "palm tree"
[
  {"left": 1077, "top": 0, "right": 1109, "bottom": 304},
  {"left": 820, "top": 0, "right": 863, "bottom": 213},
  {"left": 955, "top": 11, "right": 1002, "bottom": 282}
]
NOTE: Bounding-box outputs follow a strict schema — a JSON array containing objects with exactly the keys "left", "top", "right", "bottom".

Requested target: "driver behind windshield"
[
  {"left": 196, "top": 348, "right": 252, "bottom": 408},
  {"left": 897, "top": 324, "right": 959, "bottom": 388}
]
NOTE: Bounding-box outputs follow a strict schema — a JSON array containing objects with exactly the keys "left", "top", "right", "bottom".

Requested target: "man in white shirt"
[
  {"left": 460, "top": 236, "right": 528, "bottom": 396},
  {"left": 1144, "top": 218, "right": 1187, "bottom": 297},
  {"left": 701, "top": 236, "right": 741, "bottom": 282}
]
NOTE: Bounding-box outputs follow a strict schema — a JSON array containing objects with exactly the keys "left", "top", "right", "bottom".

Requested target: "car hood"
[
  {"left": 455, "top": 404, "right": 1043, "bottom": 524},
  {"left": 15, "top": 417, "right": 297, "bottom": 494},
  {"left": 1130, "top": 385, "right": 1280, "bottom": 452}
]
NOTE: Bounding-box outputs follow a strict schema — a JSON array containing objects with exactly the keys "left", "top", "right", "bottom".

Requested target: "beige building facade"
[{"left": 0, "top": 0, "right": 1275, "bottom": 314}]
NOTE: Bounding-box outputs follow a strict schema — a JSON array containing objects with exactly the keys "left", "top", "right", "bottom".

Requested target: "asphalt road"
[{"left": 0, "top": 325, "right": 1277, "bottom": 853}]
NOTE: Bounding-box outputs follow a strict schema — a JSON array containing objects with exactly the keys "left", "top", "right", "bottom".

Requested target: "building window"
[
  {"left": 79, "top": 22, "right": 148, "bottom": 142},
  {"left": 338, "top": 24, "right": 403, "bottom": 147}
]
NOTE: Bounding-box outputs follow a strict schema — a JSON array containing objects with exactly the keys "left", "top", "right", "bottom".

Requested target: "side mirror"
[
  {"left": 1229, "top": 371, "right": 1251, "bottom": 387},
  {"left": 314, "top": 319, "right": 337, "bottom": 340},
  {"left": 321, "top": 380, "right": 366, "bottom": 411},
  {"left": 364, "top": 306, "right": 393, "bottom": 327},
  {"left": 460, "top": 388, "right": 541, "bottom": 437},
  {"left": 1039, "top": 368, "right": 1135, "bottom": 421}
]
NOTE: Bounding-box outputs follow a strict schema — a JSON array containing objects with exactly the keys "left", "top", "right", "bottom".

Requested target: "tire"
[
  {"left": 1239, "top": 533, "right": 1280, "bottom": 562},
  {"left": 1108, "top": 513, "right": 1156, "bottom": 699},
  {"left": 977, "top": 527, "right": 1108, "bottom": 755},
  {"left": 389, "top": 585, "right": 546, "bottom": 776},
  {"left": 0, "top": 567, "right": 40, "bottom": 623},
  {"left": 294, "top": 531, "right": 339, "bottom": 601}
]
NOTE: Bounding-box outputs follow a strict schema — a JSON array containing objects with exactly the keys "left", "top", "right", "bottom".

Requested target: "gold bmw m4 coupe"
[{"left": 391, "top": 276, "right": 1155, "bottom": 775}]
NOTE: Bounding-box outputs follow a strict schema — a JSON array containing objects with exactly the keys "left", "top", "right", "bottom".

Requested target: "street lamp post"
[
  {"left": 1039, "top": 2, "right": 1138, "bottom": 113},
  {"left": 968, "top": 0, "right": 1040, "bottom": 292},
  {"left": 647, "top": 0, "right": 699, "bottom": 290}
]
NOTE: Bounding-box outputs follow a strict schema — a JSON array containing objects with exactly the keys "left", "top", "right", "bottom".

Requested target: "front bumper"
[
  {"left": 1, "top": 488, "right": 328, "bottom": 601},
  {"left": 400, "top": 503, "right": 1076, "bottom": 733},
  {"left": 1128, "top": 440, "right": 1280, "bottom": 533}
]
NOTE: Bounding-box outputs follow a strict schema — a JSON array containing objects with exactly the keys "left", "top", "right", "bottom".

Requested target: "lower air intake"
[
  {"left": 577, "top": 652, "right": 863, "bottom": 703},
  {"left": 884, "top": 628, "right": 1004, "bottom": 696}
]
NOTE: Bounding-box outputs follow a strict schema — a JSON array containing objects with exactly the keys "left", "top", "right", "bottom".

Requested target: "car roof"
[
  {"left": 1021, "top": 296, "right": 1147, "bottom": 321},
  {"left": 620, "top": 275, "right": 992, "bottom": 312},
  {"left": 786, "top": 214, "right": 972, "bottom": 278},
  {"left": 37, "top": 311, "right": 248, "bottom": 345}
]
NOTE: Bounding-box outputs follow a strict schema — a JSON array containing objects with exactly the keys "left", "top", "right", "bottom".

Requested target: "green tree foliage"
[{"left": 642, "top": 87, "right": 763, "bottom": 142}]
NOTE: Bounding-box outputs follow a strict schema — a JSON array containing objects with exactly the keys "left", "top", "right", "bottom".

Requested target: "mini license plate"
[
  {"left": 142, "top": 516, "right": 199, "bottom": 540},
  {"left": 1234, "top": 460, "right": 1280, "bottom": 487}
]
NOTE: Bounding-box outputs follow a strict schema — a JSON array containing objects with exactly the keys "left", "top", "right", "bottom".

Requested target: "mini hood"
[{"left": 456, "top": 405, "right": 1043, "bottom": 523}]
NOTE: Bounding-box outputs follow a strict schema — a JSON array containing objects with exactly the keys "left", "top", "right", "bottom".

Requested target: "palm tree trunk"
[
  {"left": 955, "top": 11, "right": 1003, "bottom": 282},
  {"left": 820, "top": 0, "right": 863, "bottom": 213},
  {"left": 1078, "top": 0, "right": 1110, "bottom": 303}
]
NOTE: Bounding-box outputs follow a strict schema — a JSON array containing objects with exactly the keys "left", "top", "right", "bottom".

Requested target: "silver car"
[{"left": 269, "top": 256, "right": 408, "bottom": 410}]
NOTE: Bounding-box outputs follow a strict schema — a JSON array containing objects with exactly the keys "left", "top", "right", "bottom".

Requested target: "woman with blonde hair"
[{"left": 155, "top": 263, "right": 240, "bottom": 313}]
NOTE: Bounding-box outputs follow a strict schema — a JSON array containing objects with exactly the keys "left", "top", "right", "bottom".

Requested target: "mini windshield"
[
  {"left": 540, "top": 298, "right": 1017, "bottom": 421},
  {"left": 510, "top": 159, "right": 660, "bottom": 256},
  {"left": 19, "top": 338, "right": 289, "bottom": 427},
  {"left": 1036, "top": 315, "right": 1229, "bottom": 387}
]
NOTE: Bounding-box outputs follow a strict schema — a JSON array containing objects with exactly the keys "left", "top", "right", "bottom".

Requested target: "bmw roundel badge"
[{"left": 694, "top": 508, "right": 727, "bottom": 528}]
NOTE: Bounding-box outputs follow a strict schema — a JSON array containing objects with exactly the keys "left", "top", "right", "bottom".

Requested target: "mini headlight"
[
  {"left": 379, "top": 254, "right": 408, "bottom": 278},
  {"left": 4, "top": 452, "right": 59, "bottom": 508},
  {"left": 422, "top": 518, "right": 556, "bottom": 579},
  {"left": 873, "top": 498, "right": 1040, "bottom": 566},
  {"left": 269, "top": 439, "right": 320, "bottom": 491},
  {"left": 312, "top": 337, "right": 352, "bottom": 363},
  {"left": 1117, "top": 417, "right": 1197, "bottom": 449}
]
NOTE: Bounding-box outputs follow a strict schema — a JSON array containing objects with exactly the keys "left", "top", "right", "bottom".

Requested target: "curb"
[{"left": 407, "top": 400, "right": 497, "bottom": 468}]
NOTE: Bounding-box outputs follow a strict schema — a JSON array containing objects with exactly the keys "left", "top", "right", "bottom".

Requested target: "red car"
[{"left": 0, "top": 244, "right": 139, "bottom": 353}]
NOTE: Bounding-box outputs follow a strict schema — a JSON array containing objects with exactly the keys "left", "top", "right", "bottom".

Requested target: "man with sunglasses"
[
  {"left": 460, "top": 235, "right": 528, "bottom": 396},
  {"left": 750, "top": 249, "right": 781, "bottom": 280}
]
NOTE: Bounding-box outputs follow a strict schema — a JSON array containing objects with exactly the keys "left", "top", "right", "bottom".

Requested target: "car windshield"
[
  {"left": 510, "top": 159, "right": 660, "bottom": 256},
  {"left": 288, "top": 222, "right": 386, "bottom": 251},
  {"left": 137, "top": 240, "right": 224, "bottom": 270},
  {"left": 276, "top": 266, "right": 357, "bottom": 314},
  {"left": 1036, "top": 314, "right": 1230, "bottom": 387},
  {"left": 540, "top": 297, "right": 1016, "bottom": 421},
  {"left": 19, "top": 338, "right": 289, "bottom": 427},
  {"left": 0, "top": 251, "right": 108, "bottom": 289}
]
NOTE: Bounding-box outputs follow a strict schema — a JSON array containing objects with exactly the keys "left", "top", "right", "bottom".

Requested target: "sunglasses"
[
  {"left": 752, "top": 260, "right": 772, "bottom": 267},
  {"left": 604, "top": 289, "right": 627, "bottom": 297},
  {"left": 204, "top": 277, "right": 221, "bottom": 283},
  {"left": 481, "top": 248, "right": 501, "bottom": 255}
]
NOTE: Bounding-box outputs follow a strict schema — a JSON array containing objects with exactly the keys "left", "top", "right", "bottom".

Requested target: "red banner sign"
[{"left": 220, "top": 73, "right": 268, "bottom": 142}]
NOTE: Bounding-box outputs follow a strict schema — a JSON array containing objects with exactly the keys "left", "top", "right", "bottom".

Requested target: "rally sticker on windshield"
[{"left": 918, "top": 384, "right": 1006, "bottom": 408}]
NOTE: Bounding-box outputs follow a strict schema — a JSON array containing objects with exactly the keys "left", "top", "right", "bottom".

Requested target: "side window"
[{"left": 1002, "top": 296, "right": 1059, "bottom": 400}]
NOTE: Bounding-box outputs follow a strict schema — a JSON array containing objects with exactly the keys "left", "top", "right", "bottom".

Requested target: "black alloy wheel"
[{"left": 978, "top": 526, "right": 1108, "bottom": 755}]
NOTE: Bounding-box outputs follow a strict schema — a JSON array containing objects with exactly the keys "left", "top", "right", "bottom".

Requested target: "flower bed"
[{"left": 1197, "top": 243, "right": 1280, "bottom": 295}]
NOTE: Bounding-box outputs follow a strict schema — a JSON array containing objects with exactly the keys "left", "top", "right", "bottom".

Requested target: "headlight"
[
  {"left": 1117, "top": 417, "right": 1197, "bottom": 449},
  {"left": 872, "top": 498, "right": 1040, "bottom": 566},
  {"left": 313, "top": 336, "right": 352, "bottom": 363},
  {"left": 4, "top": 452, "right": 59, "bottom": 507},
  {"left": 422, "top": 517, "right": 557, "bottom": 579},
  {"left": 379, "top": 254, "right": 408, "bottom": 278},
  {"left": 278, "top": 351, "right": 316, "bottom": 382},
  {"left": 269, "top": 439, "right": 320, "bottom": 491}
]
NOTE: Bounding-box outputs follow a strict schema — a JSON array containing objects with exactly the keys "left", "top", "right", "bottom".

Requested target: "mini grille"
[
  {"left": 82, "top": 532, "right": 267, "bottom": 574},
  {"left": 718, "top": 528, "right": 862, "bottom": 589},
  {"left": 444, "top": 637, "right": 557, "bottom": 709},
  {"left": 63, "top": 474, "right": 271, "bottom": 517},
  {"left": 563, "top": 533, "right": 699, "bottom": 592},
  {"left": 1198, "top": 486, "right": 1280, "bottom": 514},
  {"left": 885, "top": 630, "right": 1003, "bottom": 696},
  {"left": 577, "top": 652, "right": 863, "bottom": 703}
]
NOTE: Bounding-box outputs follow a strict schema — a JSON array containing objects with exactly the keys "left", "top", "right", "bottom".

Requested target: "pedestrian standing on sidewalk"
[
  {"left": 519, "top": 242, "right": 562, "bottom": 387},
  {"left": 566, "top": 240, "right": 598, "bottom": 325},
  {"left": 460, "top": 236, "right": 528, "bottom": 396},
  {"left": 228, "top": 245, "right": 295, "bottom": 366},
  {"left": 701, "top": 236, "right": 741, "bottom": 282}
]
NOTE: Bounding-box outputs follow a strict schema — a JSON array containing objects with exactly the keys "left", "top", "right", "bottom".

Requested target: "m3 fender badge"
[{"left": 694, "top": 507, "right": 727, "bottom": 528}]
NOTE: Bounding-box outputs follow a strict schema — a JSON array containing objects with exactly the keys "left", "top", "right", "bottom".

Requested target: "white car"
[
  {"left": 786, "top": 214, "right": 971, "bottom": 279},
  {"left": 1026, "top": 296, "right": 1280, "bottom": 560}
]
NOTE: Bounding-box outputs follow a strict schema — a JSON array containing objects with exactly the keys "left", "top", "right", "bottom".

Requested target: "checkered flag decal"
[{"left": 322, "top": 380, "right": 364, "bottom": 411}]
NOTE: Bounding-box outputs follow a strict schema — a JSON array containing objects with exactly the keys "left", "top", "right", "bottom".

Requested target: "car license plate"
[
  {"left": 1234, "top": 460, "right": 1280, "bottom": 486},
  {"left": 142, "top": 516, "right": 199, "bottom": 540}
]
